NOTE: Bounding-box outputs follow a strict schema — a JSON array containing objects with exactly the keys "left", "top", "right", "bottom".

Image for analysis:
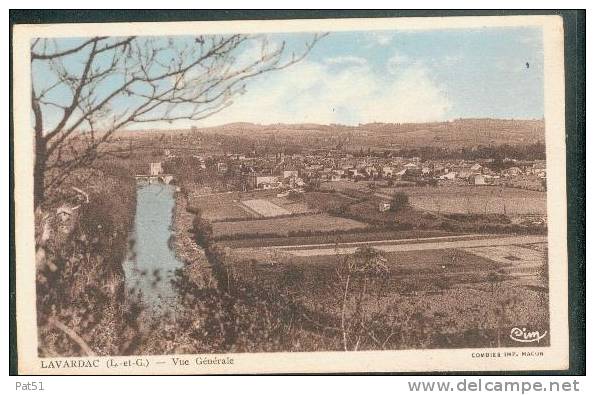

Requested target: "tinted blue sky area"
[
  {"left": 303, "top": 28, "right": 543, "bottom": 120},
  {"left": 229, "top": 27, "right": 543, "bottom": 125},
  {"left": 33, "top": 27, "right": 544, "bottom": 129}
]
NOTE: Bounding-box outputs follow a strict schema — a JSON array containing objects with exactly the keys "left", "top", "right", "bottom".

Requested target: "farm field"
[
  {"left": 376, "top": 185, "right": 547, "bottom": 215},
  {"left": 241, "top": 199, "right": 291, "bottom": 217},
  {"left": 268, "top": 196, "right": 316, "bottom": 215},
  {"left": 259, "top": 235, "right": 547, "bottom": 257},
  {"left": 187, "top": 191, "right": 254, "bottom": 221},
  {"left": 187, "top": 189, "right": 318, "bottom": 221},
  {"left": 503, "top": 175, "right": 546, "bottom": 191},
  {"left": 225, "top": 243, "right": 549, "bottom": 348},
  {"left": 320, "top": 180, "right": 378, "bottom": 192},
  {"left": 298, "top": 191, "right": 357, "bottom": 211},
  {"left": 212, "top": 213, "right": 368, "bottom": 238},
  {"left": 218, "top": 229, "right": 459, "bottom": 248},
  {"left": 229, "top": 241, "right": 502, "bottom": 268},
  {"left": 319, "top": 182, "right": 546, "bottom": 215}
]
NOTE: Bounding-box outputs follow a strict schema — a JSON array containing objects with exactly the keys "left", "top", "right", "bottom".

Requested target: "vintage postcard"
[{"left": 12, "top": 15, "right": 569, "bottom": 374}]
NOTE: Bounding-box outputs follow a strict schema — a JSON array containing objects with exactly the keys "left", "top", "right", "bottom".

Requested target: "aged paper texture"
[{"left": 13, "top": 15, "right": 568, "bottom": 374}]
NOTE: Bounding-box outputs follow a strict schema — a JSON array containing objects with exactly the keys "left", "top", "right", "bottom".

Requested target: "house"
[
  {"left": 506, "top": 166, "right": 522, "bottom": 176},
  {"left": 150, "top": 162, "right": 163, "bottom": 176},
  {"left": 248, "top": 174, "right": 280, "bottom": 189},
  {"left": 470, "top": 163, "right": 483, "bottom": 172},
  {"left": 348, "top": 168, "right": 364, "bottom": 179},
  {"left": 216, "top": 162, "right": 228, "bottom": 173},
  {"left": 537, "top": 169, "right": 547, "bottom": 179},
  {"left": 457, "top": 169, "right": 474, "bottom": 179},
  {"left": 259, "top": 182, "right": 279, "bottom": 190},
  {"left": 382, "top": 166, "right": 394, "bottom": 177},
  {"left": 378, "top": 202, "right": 391, "bottom": 212},
  {"left": 282, "top": 170, "right": 299, "bottom": 179},
  {"left": 364, "top": 166, "right": 380, "bottom": 178},
  {"left": 395, "top": 169, "right": 408, "bottom": 178},
  {"left": 441, "top": 171, "right": 457, "bottom": 180},
  {"left": 469, "top": 174, "right": 494, "bottom": 185},
  {"left": 401, "top": 168, "right": 422, "bottom": 181}
]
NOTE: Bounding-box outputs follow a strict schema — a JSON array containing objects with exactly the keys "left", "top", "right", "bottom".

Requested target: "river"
[{"left": 123, "top": 182, "right": 184, "bottom": 311}]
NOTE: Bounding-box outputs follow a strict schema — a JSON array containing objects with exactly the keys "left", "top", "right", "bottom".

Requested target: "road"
[{"left": 268, "top": 235, "right": 547, "bottom": 257}]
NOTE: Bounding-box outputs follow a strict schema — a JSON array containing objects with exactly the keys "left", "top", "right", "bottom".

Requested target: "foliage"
[
  {"left": 36, "top": 163, "right": 137, "bottom": 356},
  {"left": 192, "top": 212, "right": 213, "bottom": 248},
  {"left": 390, "top": 192, "right": 409, "bottom": 211}
]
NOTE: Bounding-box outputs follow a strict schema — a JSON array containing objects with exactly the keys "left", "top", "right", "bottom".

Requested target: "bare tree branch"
[
  {"left": 48, "top": 317, "right": 96, "bottom": 356},
  {"left": 31, "top": 33, "right": 326, "bottom": 205}
]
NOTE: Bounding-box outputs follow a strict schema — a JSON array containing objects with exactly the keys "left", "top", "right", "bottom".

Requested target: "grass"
[
  {"left": 232, "top": 248, "right": 504, "bottom": 272},
  {"left": 219, "top": 229, "right": 459, "bottom": 248},
  {"left": 268, "top": 196, "right": 316, "bottom": 215},
  {"left": 188, "top": 192, "right": 254, "bottom": 221},
  {"left": 299, "top": 191, "right": 358, "bottom": 211},
  {"left": 212, "top": 214, "right": 368, "bottom": 238},
  {"left": 241, "top": 199, "right": 291, "bottom": 217},
  {"left": 377, "top": 185, "right": 547, "bottom": 215},
  {"left": 320, "top": 180, "right": 378, "bottom": 192},
  {"left": 224, "top": 246, "right": 549, "bottom": 349},
  {"left": 188, "top": 190, "right": 318, "bottom": 221}
]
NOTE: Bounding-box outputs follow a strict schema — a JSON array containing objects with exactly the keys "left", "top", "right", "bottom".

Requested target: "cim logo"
[{"left": 509, "top": 327, "right": 548, "bottom": 343}]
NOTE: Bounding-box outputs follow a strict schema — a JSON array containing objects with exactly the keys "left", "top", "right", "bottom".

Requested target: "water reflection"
[{"left": 124, "top": 182, "right": 183, "bottom": 310}]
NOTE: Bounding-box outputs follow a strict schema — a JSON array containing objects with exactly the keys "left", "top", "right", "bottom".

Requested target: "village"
[{"left": 157, "top": 147, "right": 547, "bottom": 206}]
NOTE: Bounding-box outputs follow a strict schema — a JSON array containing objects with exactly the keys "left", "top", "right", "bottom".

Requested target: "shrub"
[
  {"left": 390, "top": 192, "right": 409, "bottom": 211},
  {"left": 192, "top": 215, "right": 213, "bottom": 248}
]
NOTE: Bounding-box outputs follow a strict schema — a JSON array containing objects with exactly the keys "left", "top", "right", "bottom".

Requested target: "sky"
[
  {"left": 200, "top": 27, "right": 544, "bottom": 126},
  {"left": 33, "top": 26, "right": 544, "bottom": 130}
]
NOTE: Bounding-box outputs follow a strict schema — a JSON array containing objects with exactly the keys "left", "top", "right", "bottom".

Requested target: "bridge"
[
  {"left": 134, "top": 174, "right": 175, "bottom": 184},
  {"left": 135, "top": 162, "right": 175, "bottom": 184}
]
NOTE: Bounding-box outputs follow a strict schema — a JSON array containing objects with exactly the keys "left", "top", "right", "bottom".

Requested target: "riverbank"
[{"left": 172, "top": 193, "right": 217, "bottom": 289}]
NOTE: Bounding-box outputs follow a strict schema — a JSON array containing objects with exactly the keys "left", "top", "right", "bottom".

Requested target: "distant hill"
[
  {"left": 195, "top": 118, "right": 545, "bottom": 148},
  {"left": 117, "top": 118, "right": 545, "bottom": 149}
]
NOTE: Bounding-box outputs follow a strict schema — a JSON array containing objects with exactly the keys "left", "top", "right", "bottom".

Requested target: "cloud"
[
  {"left": 360, "top": 65, "right": 452, "bottom": 123},
  {"left": 324, "top": 55, "right": 368, "bottom": 67},
  {"left": 369, "top": 32, "right": 394, "bottom": 46},
  {"left": 387, "top": 51, "right": 412, "bottom": 72},
  {"left": 438, "top": 54, "right": 463, "bottom": 67},
  {"left": 199, "top": 56, "right": 451, "bottom": 126}
]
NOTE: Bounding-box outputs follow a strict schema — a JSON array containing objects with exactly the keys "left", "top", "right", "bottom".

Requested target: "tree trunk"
[
  {"left": 33, "top": 139, "right": 46, "bottom": 208},
  {"left": 32, "top": 93, "right": 45, "bottom": 208}
]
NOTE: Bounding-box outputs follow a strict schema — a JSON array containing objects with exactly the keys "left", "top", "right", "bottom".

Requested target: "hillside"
[
  {"left": 197, "top": 118, "right": 545, "bottom": 148},
  {"left": 118, "top": 118, "right": 545, "bottom": 149}
]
